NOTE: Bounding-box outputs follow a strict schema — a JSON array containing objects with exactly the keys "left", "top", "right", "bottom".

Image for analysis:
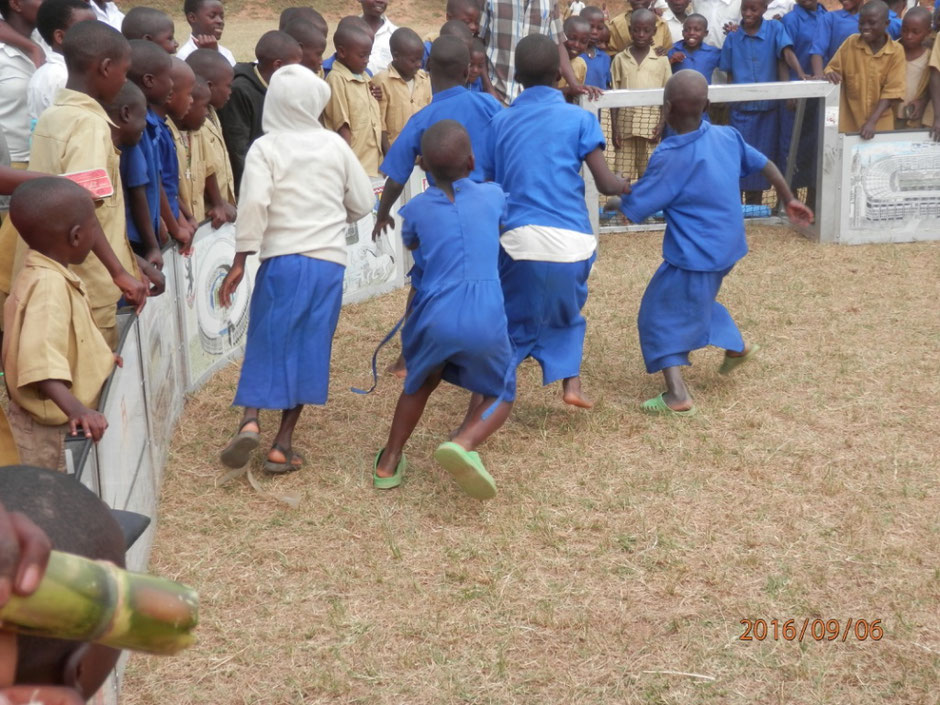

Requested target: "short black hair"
[
  {"left": 128, "top": 38, "right": 172, "bottom": 85},
  {"left": 440, "top": 18, "right": 474, "bottom": 42},
  {"left": 859, "top": 0, "right": 888, "bottom": 20},
  {"left": 283, "top": 19, "right": 326, "bottom": 50},
  {"left": 105, "top": 79, "right": 147, "bottom": 118},
  {"left": 121, "top": 6, "right": 173, "bottom": 40},
  {"left": 186, "top": 47, "right": 233, "bottom": 82},
  {"left": 580, "top": 4, "right": 605, "bottom": 19},
  {"left": 902, "top": 6, "right": 931, "bottom": 27},
  {"left": 183, "top": 0, "right": 220, "bottom": 15},
  {"left": 36, "top": 0, "right": 90, "bottom": 47},
  {"left": 9, "top": 179, "right": 95, "bottom": 249},
  {"left": 470, "top": 36, "right": 485, "bottom": 56},
  {"left": 280, "top": 6, "right": 327, "bottom": 37},
  {"left": 684, "top": 12, "right": 708, "bottom": 28},
  {"left": 629, "top": 7, "right": 657, "bottom": 27},
  {"left": 428, "top": 35, "right": 470, "bottom": 80},
  {"left": 333, "top": 24, "right": 371, "bottom": 52},
  {"left": 254, "top": 29, "right": 302, "bottom": 65},
  {"left": 564, "top": 15, "right": 591, "bottom": 35},
  {"left": 63, "top": 19, "right": 130, "bottom": 76},
  {"left": 420, "top": 119, "right": 472, "bottom": 182},
  {"left": 514, "top": 33, "right": 558, "bottom": 87},
  {"left": 0, "top": 466, "right": 127, "bottom": 685},
  {"left": 192, "top": 74, "right": 211, "bottom": 99},
  {"left": 446, "top": 0, "right": 481, "bottom": 15},
  {"left": 390, "top": 26, "right": 423, "bottom": 55}
]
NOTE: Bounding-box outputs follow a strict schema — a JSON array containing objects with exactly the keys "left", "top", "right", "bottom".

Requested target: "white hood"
[{"left": 262, "top": 64, "right": 331, "bottom": 134}]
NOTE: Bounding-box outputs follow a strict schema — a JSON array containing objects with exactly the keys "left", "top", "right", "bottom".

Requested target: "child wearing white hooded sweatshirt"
[{"left": 218, "top": 63, "right": 374, "bottom": 474}]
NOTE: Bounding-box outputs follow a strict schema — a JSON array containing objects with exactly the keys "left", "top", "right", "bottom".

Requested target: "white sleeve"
[
  {"left": 233, "top": 143, "right": 275, "bottom": 253},
  {"left": 342, "top": 146, "right": 375, "bottom": 223}
]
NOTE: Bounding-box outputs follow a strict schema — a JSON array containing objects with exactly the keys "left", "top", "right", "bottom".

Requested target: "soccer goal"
[{"left": 581, "top": 80, "right": 842, "bottom": 242}]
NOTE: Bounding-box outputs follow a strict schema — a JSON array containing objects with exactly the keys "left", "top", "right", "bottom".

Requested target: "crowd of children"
[{"left": 0, "top": 0, "right": 935, "bottom": 504}]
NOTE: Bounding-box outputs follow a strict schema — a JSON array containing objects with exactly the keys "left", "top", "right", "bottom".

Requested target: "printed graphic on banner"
[
  {"left": 139, "top": 248, "right": 185, "bottom": 472},
  {"left": 178, "top": 222, "right": 259, "bottom": 390},
  {"left": 840, "top": 133, "right": 940, "bottom": 244},
  {"left": 342, "top": 178, "right": 406, "bottom": 304},
  {"left": 94, "top": 319, "right": 155, "bottom": 572}
]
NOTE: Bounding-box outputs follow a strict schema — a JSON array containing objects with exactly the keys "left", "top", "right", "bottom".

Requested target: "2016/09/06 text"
[{"left": 739, "top": 619, "right": 884, "bottom": 642}]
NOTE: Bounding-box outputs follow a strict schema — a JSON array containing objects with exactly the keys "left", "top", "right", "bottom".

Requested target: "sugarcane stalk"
[{"left": 0, "top": 550, "right": 197, "bottom": 655}]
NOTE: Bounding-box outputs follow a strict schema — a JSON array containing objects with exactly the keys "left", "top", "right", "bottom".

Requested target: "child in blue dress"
[
  {"left": 719, "top": 0, "right": 805, "bottom": 204},
  {"left": 809, "top": 0, "right": 862, "bottom": 76},
  {"left": 618, "top": 70, "right": 814, "bottom": 414},
  {"left": 668, "top": 15, "right": 720, "bottom": 82},
  {"left": 373, "top": 120, "right": 514, "bottom": 501},
  {"left": 218, "top": 65, "right": 374, "bottom": 473},
  {"left": 481, "top": 34, "right": 628, "bottom": 409}
]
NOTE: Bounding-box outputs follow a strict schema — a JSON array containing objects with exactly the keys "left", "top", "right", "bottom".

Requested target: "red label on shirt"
[{"left": 62, "top": 169, "right": 114, "bottom": 200}]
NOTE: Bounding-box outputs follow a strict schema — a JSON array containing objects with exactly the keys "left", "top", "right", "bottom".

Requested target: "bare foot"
[
  {"left": 386, "top": 355, "right": 407, "bottom": 379},
  {"left": 376, "top": 449, "right": 401, "bottom": 478},
  {"left": 562, "top": 376, "right": 594, "bottom": 409}
]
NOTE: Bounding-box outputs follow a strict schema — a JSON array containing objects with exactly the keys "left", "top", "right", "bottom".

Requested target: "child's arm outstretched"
[
  {"left": 35, "top": 380, "right": 109, "bottom": 441},
  {"left": 780, "top": 47, "right": 807, "bottom": 81},
  {"left": 761, "top": 160, "right": 814, "bottom": 226},
  {"left": 584, "top": 147, "right": 630, "bottom": 195}
]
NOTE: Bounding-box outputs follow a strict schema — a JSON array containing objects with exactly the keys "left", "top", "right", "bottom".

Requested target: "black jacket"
[{"left": 217, "top": 62, "right": 266, "bottom": 196}]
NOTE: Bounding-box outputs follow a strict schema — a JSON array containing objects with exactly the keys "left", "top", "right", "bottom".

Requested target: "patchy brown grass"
[{"left": 122, "top": 223, "right": 940, "bottom": 705}]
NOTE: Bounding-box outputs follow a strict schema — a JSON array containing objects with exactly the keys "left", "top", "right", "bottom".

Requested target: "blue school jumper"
[
  {"left": 380, "top": 85, "right": 502, "bottom": 187},
  {"left": 887, "top": 9, "right": 901, "bottom": 40},
  {"left": 668, "top": 42, "right": 721, "bottom": 82},
  {"left": 146, "top": 108, "right": 179, "bottom": 219},
  {"left": 397, "top": 179, "right": 515, "bottom": 400},
  {"left": 580, "top": 48, "right": 612, "bottom": 88},
  {"left": 619, "top": 121, "right": 767, "bottom": 373},
  {"left": 481, "top": 85, "right": 605, "bottom": 384},
  {"left": 719, "top": 20, "right": 793, "bottom": 191},
  {"left": 235, "top": 255, "right": 345, "bottom": 409},
  {"left": 780, "top": 3, "right": 827, "bottom": 189},
  {"left": 468, "top": 76, "right": 484, "bottom": 92},
  {"left": 810, "top": 9, "right": 859, "bottom": 64},
  {"left": 119, "top": 140, "right": 161, "bottom": 249}
]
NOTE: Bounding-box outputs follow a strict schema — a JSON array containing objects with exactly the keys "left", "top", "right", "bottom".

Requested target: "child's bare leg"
[
  {"left": 450, "top": 392, "right": 484, "bottom": 440},
  {"left": 451, "top": 396, "right": 513, "bottom": 452},
  {"left": 267, "top": 405, "right": 304, "bottom": 469},
  {"left": 376, "top": 370, "right": 443, "bottom": 477},
  {"left": 661, "top": 367, "right": 693, "bottom": 411},
  {"left": 240, "top": 408, "right": 260, "bottom": 432},
  {"left": 562, "top": 376, "right": 594, "bottom": 409}
]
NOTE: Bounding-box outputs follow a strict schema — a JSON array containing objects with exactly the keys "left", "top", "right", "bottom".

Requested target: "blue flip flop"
[
  {"left": 373, "top": 449, "right": 406, "bottom": 489},
  {"left": 433, "top": 442, "right": 497, "bottom": 500}
]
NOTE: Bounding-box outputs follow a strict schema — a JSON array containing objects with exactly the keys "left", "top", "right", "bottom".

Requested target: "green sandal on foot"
[
  {"left": 373, "top": 449, "right": 407, "bottom": 489},
  {"left": 719, "top": 343, "right": 761, "bottom": 375},
  {"left": 641, "top": 393, "right": 696, "bottom": 417},
  {"left": 433, "top": 442, "right": 497, "bottom": 500}
]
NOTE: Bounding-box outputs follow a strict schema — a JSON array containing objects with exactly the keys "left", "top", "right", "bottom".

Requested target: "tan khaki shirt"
[
  {"left": 2, "top": 250, "right": 114, "bottom": 425},
  {"left": 826, "top": 35, "right": 905, "bottom": 133},
  {"left": 323, "top": 61, "right": 383, "bottom": 177},
  {"left": 373, "top": 65, "right": 431, "bottom": 146},
  {"left": 611, "top": 49, "right": 670, "bottom": 138}
]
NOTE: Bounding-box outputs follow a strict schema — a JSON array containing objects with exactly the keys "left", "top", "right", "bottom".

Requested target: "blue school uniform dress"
[
  {"left": 619, "top": 121, "right": 767, "bottom": 373},
  {"left": 146, "top": 108, "right": 179, "bottom": 219},
  {"left": 380, "top": 85, "right": 502, "bottom": 289},
  {"left": 397, "top": 179, "right": 515, "bottom": 400},
  {"left": 481, "top": 85, "right": 604, "bottom": 385},
  {"left": 719, "top": 20, "right": 793, "bottom": 191},
  {"left": 581, "top": 49, "right": 612, "bottom": 88},
  {"left": 468, "top": 76, "right": 484, "bottom": 92},
  {"left": 780, "top": 3, "right": 826, "bottom": 190},
  {"left": 668, "top": 42, "right": 721, "bottom": 83},
  {"left": 810, "top": 9, "right": 859, "bottom": 64},
  {"left": 887, "top": 9, "right": 901, "bottom": 40},
  {"left": 119, "top": 140, "right": 161, "bottom": 255}
]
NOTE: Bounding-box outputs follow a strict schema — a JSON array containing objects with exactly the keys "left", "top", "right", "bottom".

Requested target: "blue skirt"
[
  {"left": 403, "top": 280, "right": 515, "bottom": 400},
  {"left": 234, "top": 255, "right": 345, "bottom": 409},
  {"left": 730, "top": 108, "right": 778, "bottom": 192},
  {"left": 499, "top": 250, "right": 594, "bottom": 385},
  {"left": 637, "top": 262, "right": 745, "bottom": 374}
]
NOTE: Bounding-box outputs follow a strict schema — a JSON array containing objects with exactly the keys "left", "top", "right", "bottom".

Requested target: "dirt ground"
[{"left": 121, "top": 222, "right": 940, "bottom": 705}]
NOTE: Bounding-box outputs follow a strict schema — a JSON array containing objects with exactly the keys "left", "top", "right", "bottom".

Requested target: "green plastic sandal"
[
  {"left": 373, "top": 449, "right": 407, "bottom": 489},
  {"left": 433, "top": 442, "right": 497, "bottom": 500},
  {"left": 719, "top": 343, "right": 761, "bottom": 375},
  {"left": 641, "top": 393, "right": 697, "bottom": 417}
]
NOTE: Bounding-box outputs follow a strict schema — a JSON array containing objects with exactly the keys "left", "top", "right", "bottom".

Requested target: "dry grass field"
[{"left": 121, "top": 223, "right": 940, "bottom": 705}]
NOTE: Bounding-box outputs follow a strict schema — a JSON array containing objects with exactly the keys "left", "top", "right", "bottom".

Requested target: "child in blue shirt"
[
  {"left": 373, "top": 36, "right": 502, "bottom": 377},
  {"left": 780, "top": 0, "right": 827, "bottom": 200},
  {"left": 668, "top": 14, "right": 720, "bottom": 82},
  {"left": 719, "top": 0, "right": 804, "bottom": 204},
  {"left": 372, "top": 121, "right": 514, "bottom": 501},
  {"left": 619, "top": 70, "right": 813, "bottom": 415},
  {"left": 810, "top": 0, "right": 862, "bottom": 76},
  {"left": 481, "top": 34, "right": 627, "bottom": 409},
  {"left": 580, "top": 6, "right": 612, "bottom": 88}
]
